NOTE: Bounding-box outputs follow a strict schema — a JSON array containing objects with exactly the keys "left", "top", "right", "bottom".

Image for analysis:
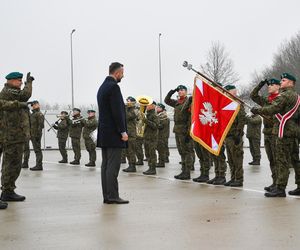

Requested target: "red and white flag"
[{"left": 190, "top": 76, "right": 240, "bottom": 156}]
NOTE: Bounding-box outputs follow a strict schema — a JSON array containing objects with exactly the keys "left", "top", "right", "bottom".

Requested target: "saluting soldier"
[
  {"left": 165, "top": 84, "right": 194, "bottom": 180},
  {"left": 82, "top": 110, "right": 98, "bottom": 167},
  {"left": 156, "top": 103, "right": 170, "bottom": 168},
  {"left": 53, "top": 111, "right": 71, "bottom": 163},
  {"left": 143, "top": 101, "right": 159, "bottom": 175},
  {"left": 0, "top": 72, "right": 34, "bottom": 202},
  {"left": 123, "top": 96, "right": 138, "bottom": 172},
  {"left": 224, "top": 85, "right": 246, "bottom": 187},
  {"left": 28, "top": 100, "right": 45, "bottom": 171},
  {"left": 69, "top": 108, "right": 84, "bottom": 165},
  {"left": 251, "top": 73, "right": 300, "bottom": 197}
]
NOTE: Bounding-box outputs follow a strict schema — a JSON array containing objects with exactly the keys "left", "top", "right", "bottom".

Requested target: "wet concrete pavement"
[{"left": 0, "top": 148, "right": 300, "bottom": 250}]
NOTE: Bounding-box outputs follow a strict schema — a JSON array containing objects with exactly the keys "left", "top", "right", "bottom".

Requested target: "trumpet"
[{"left": 136, "top": 95, "right": 153, "bottom": 137}]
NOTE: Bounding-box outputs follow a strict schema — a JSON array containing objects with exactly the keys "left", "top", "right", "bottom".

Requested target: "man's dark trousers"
[{"left": 101, "top": 148, "right": 122, "bottom": 200}]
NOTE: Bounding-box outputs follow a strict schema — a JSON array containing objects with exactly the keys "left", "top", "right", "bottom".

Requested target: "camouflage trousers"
[
  {"left": 23, "top": 140, "right": 30, "bottom": 164},
  {"left": 31, "top": 136, "right": 43, "bottom": 167},
  {"left": 225, "top": 137, "right": 244, "bottom": 182},
  {"left": 165, "top": 137, "right": 170, "bottom": 160},
  {"left": 212, "top": 146, "right": 227, "bottom": 178},
  {"left": 135, "top": 136, "right": 144, "bottom": 162},
  {"left": 125, "top": 138, "right": 136, "bottom": 165},
  {"left": 1, "top": 143, "right": 24, "bottom": 192},
  {"left": 58, "top": 138, "right": 68, "bottom": 161},
  {"left": 71, "top": 137, "right": 81, "bottom": 161},
  {"left": 194, "top": 141, "right": 210, "bottom": 176},
  {"left": 175, "top": 133, "right": 194, "bottom": 172},
  {"left": 121, "top": 149, "right": 126, "bottom": 162},
  {"left": 84, "top": 137, "right": 96, "bottom": 163},
  {"left": 248, "top": 138, "right": 261, "bottom": 161},
  {"left": 264, "top": 134, "right": 276, "bottom": 184},
  {"left": 275, "top": 137, "right": 300, "bottom": 189},
  {"left": 144, "top": 139, "right": 157, "bottom": 167},
  {"left": 0, "top": 144, "right": 3, "bottom": 162},
  {"left": 157, "top": 137, "right": 168, "bottom": 164}
]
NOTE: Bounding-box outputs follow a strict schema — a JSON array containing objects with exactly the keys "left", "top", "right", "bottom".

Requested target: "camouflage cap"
[
  {"left": 177, "top": 84, "right": 187, "bottom": 91},
  {"left": 5, "top": 72, "right": 23, "bottom": 80},
  {"left": 267, "top": 78, "right": 280, "bottom": 85},
  {"left": 281, "top": 72, "right": 296, "bottom": 82},
  {"left": 224, "top": 84, "right": 236, "bottom": 91}
]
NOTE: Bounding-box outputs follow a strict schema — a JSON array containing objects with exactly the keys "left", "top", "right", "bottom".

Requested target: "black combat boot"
[
  {"left": 156, "top": 162, "right": 165, "bottom": 168},
  {"left": 22, "top": 162, "right": 29, "bottom": 168},
  {"left": 193, "top": 175, "right": 209, "bottom": 183},
  {"left": 1, "top": 191, "right": 26, "bottom": 202},
  {"left": 85, "top": 162, "right": 96, "bottom": 167},
  {"left": 213, "top": 177, "right": 226, "bottom": 185},
  {"left": 224, "top": 179, "right": 233, "bottom": 186},
  {"left": 175, "top": 170, "right": 190, "bottom": 180},
  {"left": 0, "top": 200, "right": 8, "bottom": 209},
  {"left": 70, "top": 160, "right": 80, "bottom": 165},
  {"left": 264, "top": 184, "right": 276, "bottom": 192},
  {"left": 136, "top": 160, "right": 144, "bottom": 166},
  {"left": 230, "top": 180, "right": 243, "bottom": 187},
  {"left": 59, "top": 159, "right": 68, "bottom": 163},
  {"left": 248, "top": 160, "right": 260, "bottom": 165},
  {"left": 288, "top": 187, "right": 300, "bottom": 196},
  {"left": 265, "top": 187, "right": 286, "bottom": 197},
  {"left": 143, "top": 166, "right": 156, "bottom": 175},
  {"left": 30, "top": 166, "right": 43, "bottom": 171},
  {"left": 123, "top": 165, "right": 137, "bottom": 173},
  {"left": 206, "top": 177, "right": 217, "bottom": 184}
]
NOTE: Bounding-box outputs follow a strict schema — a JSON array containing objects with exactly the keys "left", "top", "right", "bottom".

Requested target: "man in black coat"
[{"left": 97, "top": 62, "right": 129, "bottom": 204}]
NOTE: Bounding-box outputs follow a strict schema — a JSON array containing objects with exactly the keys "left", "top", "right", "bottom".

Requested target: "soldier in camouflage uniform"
[
  {"left": 224, "top": 85, "right": 246, "bottom": 187},
  {"left": 165, "top": 84, "right": 194, "bottom": 180},
  {"left": 123, "top": 97, "right": 138, "bottom": 172},
  {"left": 156, "top": 103, "right": 170, "bottom": 168},
  {"left": 0, "top": 98, "right": 29, "bottom": 209},
  {"left": 82, "top": 110, "right": 98, "bottom": 167},
  {"left": 192, "top": 142, "right": 211, "bottom": 183},
  {"left": 135, "top": 136, "right": 144, "bottom": 165},
  {"left": 53, "top": 111, "right": 71, "bottom": 163},
  {"left": 246, "top": 113, "right": 262, "bottom": 165},
  {"left": 143, "top": 101, "right": 159, "bottom": 175},
  {"left": 28, "top": 100, "right": 45, "bottom": 171},
  {"left": 0, "top": 72, "right": 34, "bottom": 202},
  {"left": 250, "top": 78, "right": 280, "bottom": 191},
  {"left": 69, "top": 108, "right": 84, "bottom": 165},
  {"left": 22, "top": 139, "right": 30, "bottom": 168},
  {"left": 252, "top": 73, "right": 300, "bottom": 197}
]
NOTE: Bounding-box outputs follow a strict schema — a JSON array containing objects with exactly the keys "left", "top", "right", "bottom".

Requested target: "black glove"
[
  {"left": 26, "top": 72, "right": 35, "bottom": 84},
  {"left": 175, "top": 87, "right": 180, "bottom": 92},
  {"left": 184, "top": 135, "right": 191, "bottom": 143},
  {"left": 168, "top": 89, "right": 177, "bottom": 95},
  {"left": 258, "top": 79, "right": 267, "bottom": 88},
  {"left": 251, "top": 107, "right": 261, "bottom": 115},
  {"left": 55, "top": 121, "right": 59, "bottom": 125}
]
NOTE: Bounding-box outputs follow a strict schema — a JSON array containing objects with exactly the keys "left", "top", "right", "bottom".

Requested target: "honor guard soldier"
[
  {"left": 69, "top": 108, "right": 84, "bottom": 165},
  {"left": 224, "top": 85, "right": 246, "bottom": 187},
  {"left": 53, "top": 111, "right": 71, "bottom": 163},
  {"left": 251, "top": 73, "right": 300, "bottom": 197},
  {"left": 155, "top": 103, "right": 170, "bottom": 168},
  {"left": 123, "top": 96, "right": 138, "bottom": 172},
  {"left": 0, "top": 72, "right": 34, "bottom": 202},
  {"left": 165, "top": 84, "right": 194, "bottom": 180},
  {"left": 82, "top": 110, "right": 98, "bottom": 167}
]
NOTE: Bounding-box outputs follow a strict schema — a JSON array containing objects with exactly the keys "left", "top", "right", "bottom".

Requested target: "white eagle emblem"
[{"left": 199, "top": 102, "right": 218, "bottom": 126}]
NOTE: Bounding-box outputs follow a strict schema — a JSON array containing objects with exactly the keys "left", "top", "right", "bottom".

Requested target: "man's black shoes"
[
  {"left": 104, "top": 198, "right": 129, "bottom": 204},
  {"left": 265, "top": 187, "right": 286, "bottom": 197},
  {"left": 1, "top": 191, "right": 26, "bottom": 202}
]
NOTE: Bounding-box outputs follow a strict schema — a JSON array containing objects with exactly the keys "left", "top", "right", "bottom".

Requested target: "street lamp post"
[
  {"left": 158, "top": 33, "right": 162, "bottom": 103},
  {"left": 70, "top": 29, "right": 76, "bottom": 109}
]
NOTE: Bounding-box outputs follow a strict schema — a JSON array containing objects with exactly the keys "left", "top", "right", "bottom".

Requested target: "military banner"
[{"left": 190, "top": 75, "right": 240, "bottom": 155}]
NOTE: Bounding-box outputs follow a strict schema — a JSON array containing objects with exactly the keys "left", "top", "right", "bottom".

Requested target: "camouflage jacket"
[
  {"left": 69, "top": 115, "right": 84, "bottom": 138},
  {"left": 157, "top": 111, "right": 170, "bottom": 139},
  {"left": 257, "top": 87, "right": 299, "bottom": 138},
  {"left": 246, "top": 114, "right": 262, "bottom": 139},
  {"left": 82, "top": 116, "right": 98, "bottom": 139},
  {"left": 125, "top": 106, "right": 137, "bottom": 138},
  {"left": 30, "top": 108, "right": 45, "bottom": 138},
  {"left": 0, "top": 100, "right": 27, "bottom": 111},
  {"left": 53, "top": 117, "right": 71, "bottom": 139},
  {"left": 250, "top": 83, "right": 277, "bottom": 135},
  {"left": 144, "top": 109, "right": 159, "bottom": 140},
  {"left": 227, "top": 104, "right": 246, "bottom": 138},
  {"left": 0, "top": 82, "right": 32, "bottom": 144},
  {"left": 165, "top": 90, "right": 192, "bottom": 135}
]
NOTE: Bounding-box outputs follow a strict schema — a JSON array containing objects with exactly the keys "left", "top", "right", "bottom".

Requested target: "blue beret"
[
  {"left": 281, "top": 73, "right": 296, "bottom": 82},
  {"left": 267, "top": 78, "right": 280, "bottom": 85},
  {"left": 5, "top": 72, "right": 23, "bottom": 80},
  {"left": 224, "top": 85, "right": 236, "bottom": 91}
]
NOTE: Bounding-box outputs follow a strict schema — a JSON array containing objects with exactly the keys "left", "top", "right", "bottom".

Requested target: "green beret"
[
  {"left": 152, "top": 101, "right": 157, "bottom": 105},
  {"left": 87, "top": 109, "right": 96, "bottom": 113},
  {"left": 177, "top": 84, "right": 187, "bottom": 91},
  {"left": 224, "top": 85, "right": 236, "bottom": 91},
  {"left": 157, "top": 103, "right": 165, "bottom": 110},
  {"left": 5, "top": 72, "right": 23, "bottom": 80},
  {"left": 61, "top": 111, "right": 68, "bottom": 115},
  {"left": 216, "top": 82, "right": 223, "bottom": 86},
  {"left": 31, "top": 100, "right": 39, "bottom": 106},
  {"left": 126, "top": 96, "right": 136, "bottom": 102},
  {"left": 73, "top": 108, "right": 81, "bottom": 112},
  {"left": 281, "top": 73, "right": 296, "bottom": 82},
  {"left": 267, "top": 78, "right": 280, "bottom": 85}
]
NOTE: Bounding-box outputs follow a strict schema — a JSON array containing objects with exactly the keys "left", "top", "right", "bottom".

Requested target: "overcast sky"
[{"left": 1, "top": 0, "right": 299, "bottom": 106}]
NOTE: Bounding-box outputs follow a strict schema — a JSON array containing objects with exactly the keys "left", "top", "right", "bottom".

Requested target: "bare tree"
[{"left": 200, "top": 41, "right": 240, "bottom": 85}]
